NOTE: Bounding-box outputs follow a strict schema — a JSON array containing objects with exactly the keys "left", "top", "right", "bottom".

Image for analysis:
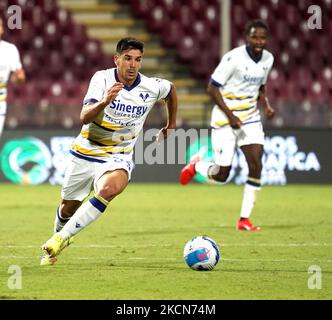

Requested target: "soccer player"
[
  {"left": 180, "top": 20, "right": 274, "bottom": 231},
  {"left": 0, "top": 17, "right": 26, "bottom": 139},
  {"left": 40, "top": 37, "right": 177, "bottom": 265}
]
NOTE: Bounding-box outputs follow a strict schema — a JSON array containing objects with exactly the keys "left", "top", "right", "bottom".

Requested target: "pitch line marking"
[
  {"left": 1, "top": 243, "right": 332, "bottom": 248},
  {"left": 0, "top": 255, "right": 331, "bottom": 264}
]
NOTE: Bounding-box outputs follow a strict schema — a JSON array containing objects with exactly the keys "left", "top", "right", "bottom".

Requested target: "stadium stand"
[{"left": 1, "top": 0, "right": 331, "bottom": 129}]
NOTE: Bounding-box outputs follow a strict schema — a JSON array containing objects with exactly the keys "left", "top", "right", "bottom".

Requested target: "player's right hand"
[
  {"left": 228, "top": 114, "right": 243, "bottom": 129},
  {"left": 102, "top": 82, "right": 124, "bottom": 106}
]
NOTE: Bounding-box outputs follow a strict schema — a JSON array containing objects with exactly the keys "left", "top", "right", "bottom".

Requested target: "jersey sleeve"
[
  {"left": 152, "top": 78, "right": 172, "bottom": 100},
  {"left": 262, "top": 56, "right": 274, "bottom": 85},
  {"left": 10, "top": 45, "right": 23, "bottom": 71},
  {"left": 83, "top": 71, "right": 106, "bottom": 105},
  {"left": 210, "top": 52, "right": 236, "bottom": 87}
]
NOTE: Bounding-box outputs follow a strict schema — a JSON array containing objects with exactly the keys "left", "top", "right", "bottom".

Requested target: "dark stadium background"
[{"left": 0, "top": 0, "right": 331, "bottom": 184}]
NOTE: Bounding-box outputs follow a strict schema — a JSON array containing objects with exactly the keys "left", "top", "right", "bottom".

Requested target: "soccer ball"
[{"left": 183, "top": 236, "right": 220, "bottom": 271}]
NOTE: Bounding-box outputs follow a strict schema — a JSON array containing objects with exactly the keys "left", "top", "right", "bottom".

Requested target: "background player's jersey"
[
  {"left": 0, "top": 40, "right": 22, "bottom": 113},
  {"left": 71, "top": 68, "right": 171, "bottom": 162},
  {"left": 210, "top": 45, "right": 274, "bottom": 128}
]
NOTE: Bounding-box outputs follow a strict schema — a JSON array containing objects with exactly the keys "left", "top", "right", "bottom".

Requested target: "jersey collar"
[
  {"left": 114, "top": 69, "right": 141, "bottom": 91},
  {"left": 245, "top": 45, "right": 263, "bottom": 63}
]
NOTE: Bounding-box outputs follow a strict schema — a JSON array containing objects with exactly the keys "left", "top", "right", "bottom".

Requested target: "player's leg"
[
  {"left": 54, "top": 200, "right": 82, "bottom": 233},
  {"left": 236, "top": 123, "right": 265, "bottom": 231},
  {"left": 180, "top": 127, "right": 235, "bottom": 184},
  {"left": 41, "top": 156, "right": 94, "bottom": 263},
  {"left": 58, "top": 169, "right": 129, "bottom": 240},
  {"left": 53, "top": 155, "right": 94, "bottom": 233},
  {"left": 56, "top": 156, "right": 133, "bottom": 242}
]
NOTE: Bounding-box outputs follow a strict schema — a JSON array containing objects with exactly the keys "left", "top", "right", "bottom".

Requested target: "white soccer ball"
[{"left": 183, "top": 236, "right": 220, "bottom": 271}]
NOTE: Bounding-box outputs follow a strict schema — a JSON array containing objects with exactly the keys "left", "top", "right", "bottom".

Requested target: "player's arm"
[
  {"left": 80, "top": 82, "right": 124, "bottom": 124},
  {"left": 207, "top": 81, "right": 242, "bottom": 129},
  {"left": 165, "top": 83, "right": 177, "bottom": 129},
  {"left": 258, "top": 85, "right": 274, "bottom": 120},
  {"left": 10, "top": 68, "right": 25, "bottom": 84},
  {"left": 157, "top": 83, "right": 177, "bottom": 141}
]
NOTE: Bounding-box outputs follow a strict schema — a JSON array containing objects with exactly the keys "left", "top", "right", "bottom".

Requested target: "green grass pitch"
[{"left": 0, "top": 183, "right": 331, "bottom": 300}]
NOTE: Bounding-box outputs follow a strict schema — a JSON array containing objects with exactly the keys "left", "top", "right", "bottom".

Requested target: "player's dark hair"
[
  {"left": 116, "top": 37, "right": 144, "bottom": 54},
  {"left": 245, "top": 20, "right": 269, "bottom": 35}
]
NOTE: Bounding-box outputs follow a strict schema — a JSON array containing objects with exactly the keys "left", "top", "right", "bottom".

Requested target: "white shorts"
[
  {"left": 61, "top": 154, "right": 134, "bottom": 201},
  {"left": 212, "top": 122, "right": 265, "bottom": 167}
]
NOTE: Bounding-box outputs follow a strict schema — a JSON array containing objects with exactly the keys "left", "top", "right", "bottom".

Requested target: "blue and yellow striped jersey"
[
  {"left": 210, "top": 45, "right": 274, "bottom": 128},
  {"left": 71, "top": 68, "right": 172, "bottom": 162}
]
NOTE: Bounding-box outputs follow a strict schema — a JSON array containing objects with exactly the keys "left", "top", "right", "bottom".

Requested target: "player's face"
[
  {"left": 115, "top": 49, "right": 143, "bottom": 85},
  {"left": 246, "top": 27, "right": 268, "bottom": 55}
]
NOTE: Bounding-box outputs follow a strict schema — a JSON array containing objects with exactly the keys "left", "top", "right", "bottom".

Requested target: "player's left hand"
[
  {"left": 156, "top": 126, "right": 175, "bottom": 143},
  {"left": 264, "top": 105, "right": 275, "bottom": 120}
]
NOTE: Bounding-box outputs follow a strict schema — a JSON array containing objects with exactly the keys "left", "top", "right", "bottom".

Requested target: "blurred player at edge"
[
  {"left": 180, "top": 20, "right": 275, "bottom": 231},
  {"left": 0, "top": 17, "right": 26, "bottom": 139},
  {"left": 40, "top": 37, "right": 178, "bottom": 265}
]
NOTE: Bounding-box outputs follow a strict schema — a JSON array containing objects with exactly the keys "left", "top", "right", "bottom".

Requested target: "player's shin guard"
[
  {"left": 58, "top": 195, "right": 109, "bottom": 239},
  {"left": 240, "top": 178, "right": 261, "bottom": 219}
]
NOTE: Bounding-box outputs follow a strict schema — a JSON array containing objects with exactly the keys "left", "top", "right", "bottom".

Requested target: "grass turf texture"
[{"left": 0, "top": 183, "right": 331, "bottom": 300}]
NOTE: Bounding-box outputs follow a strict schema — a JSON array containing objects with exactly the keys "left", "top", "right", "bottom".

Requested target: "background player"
[
  {"left": 180, "top": 20, "right": 274, "bottom": 231},
  {"left": 0, "top": 17, "right": 25, "bottom": 139},
  {"left": 41, "top": 37, "right": 178, "bottom": 265}
]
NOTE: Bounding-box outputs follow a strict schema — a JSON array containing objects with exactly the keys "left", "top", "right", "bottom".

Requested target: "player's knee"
[{"left": 97, "top": 184, "right": 125, "bottom": 201}]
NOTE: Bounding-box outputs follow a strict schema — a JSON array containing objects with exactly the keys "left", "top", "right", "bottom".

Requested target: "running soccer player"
[
  {"left": 0, "top": 17, "right": 26, "bottom": 139},
  {"left": 41, "top": 37, "right": 178, "bottom": 265},
  {"left": 180, "top": 20, "right": 275, "bottom": 231}
]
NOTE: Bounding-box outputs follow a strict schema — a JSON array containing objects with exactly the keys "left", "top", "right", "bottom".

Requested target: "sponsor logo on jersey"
[
  {"left": 243, "top": 74, "right": 264, "bottom": 84},
  {"left": 110, "top": 99, "right": 148, "bottom": 116}
]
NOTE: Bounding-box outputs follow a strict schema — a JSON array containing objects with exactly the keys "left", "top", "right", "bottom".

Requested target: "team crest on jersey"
[{"left": 139, "top": 92, "right": 149, "bottom": 102}]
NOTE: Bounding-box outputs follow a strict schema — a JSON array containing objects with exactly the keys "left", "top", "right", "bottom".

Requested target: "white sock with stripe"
[
  {"left": 54, "top": 208, "right": 70, "bottom": 233},
  {"left": 240, "top": 178, "right": 261, "bottom": 219},
  {"left": 58, "top": 195, "right": 109, "bottom": 239}
]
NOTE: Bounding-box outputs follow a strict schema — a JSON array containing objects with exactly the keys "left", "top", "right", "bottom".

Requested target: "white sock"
[
  {"left": 58, "top": 195, "right": 109, "bottom": 239},
  {"left": 240, "top": 178, "right": 261, "bottom": 219},
  {"left": 54, "top": 208, "right": 70, "bottom": 233},
  {"left": 195, "top": 161, "right": 215, "bottom": 177}
]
